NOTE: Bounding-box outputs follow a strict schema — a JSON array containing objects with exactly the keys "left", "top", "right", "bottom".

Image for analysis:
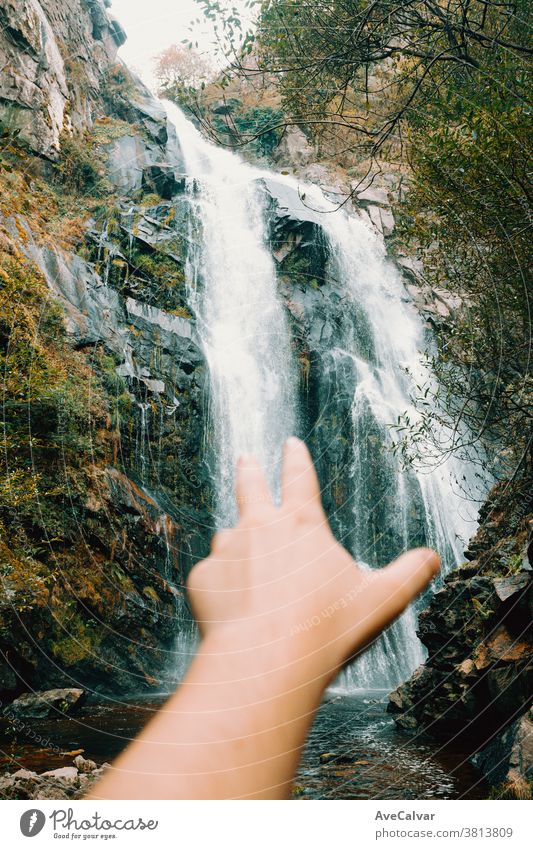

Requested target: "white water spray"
[{"left": 165, "top": 101, "right": 297, "bottom": 526}]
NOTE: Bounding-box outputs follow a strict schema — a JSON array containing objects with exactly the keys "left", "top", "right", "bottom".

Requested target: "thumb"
[
  {"left": 334, "top": 547, "right": 440, "bottom": 671},
  {"left": 373, "top": 547, "right": 440, "bottom": 628}
]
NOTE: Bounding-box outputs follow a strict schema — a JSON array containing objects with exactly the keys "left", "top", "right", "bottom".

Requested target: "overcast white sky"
[{"left": 110, "top": 0, "right": 250, "bottom": 90}]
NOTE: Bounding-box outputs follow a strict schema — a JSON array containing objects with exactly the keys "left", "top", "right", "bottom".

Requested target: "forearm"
[{"left": 89, "top": 621, "right": 336, "bottom": 800}]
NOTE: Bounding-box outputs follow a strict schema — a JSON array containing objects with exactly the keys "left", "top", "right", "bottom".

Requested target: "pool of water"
[
  {"left": 0, "top": 690, "right": 486, "bottom": 799},
  {"left": 296, "top": 690, "right": 486, "bottom": 799}
]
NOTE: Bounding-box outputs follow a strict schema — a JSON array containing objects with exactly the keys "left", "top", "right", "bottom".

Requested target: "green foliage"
[
  {"left": 280, "top": 249, "right": 316, "bottom": 287},
  {"left": 100, "top": 64, "right": 136, "bottom": 120},
  {"left": 93, "top": 348, "right": 133, "bottom": 432},
  {"left": 0, "top": 242, "right": 115, "bottom": 624},
  {"left": 195, "top": 1, "right": 532, "bottom": 152},
  {"left": 0, "top": 125, "right": 29, "bottom": 174},
  {"left": 91, "top": 116, "right": 134, "bottom": 145},
  {"left": 506, "top": 554, "right": 523, "bottom": 576},
  {"left": 55, "top": 131, "right": 108, "bottom": 196},
  {"left": 50, "top": 608, "right": 103, "bottom": 667},
  {"left": 212, "top": 105, "right": 284, "bottom": 158},
  {"left": 109, "top": 239, "right": 190, "bottom": 313},
  {"left": 392, "top": 30, "right": 532, "bottom": 476}
]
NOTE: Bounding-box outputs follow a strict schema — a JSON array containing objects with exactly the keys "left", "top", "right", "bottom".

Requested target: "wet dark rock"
[
  {"left": 6, "top": 688, "right": 87, "bottom": 719},
  {"left": 125, "top": 297, "right": 201, "bottom": 369},
  {"left": 96, "top": 82, "right": 180, "bottom": 194},
  {"left": 211, "top": 98, "right": 242, "bottom": 115},
  {"left": 319, "top": 752, "right": 355, "bottom": 765},
  {"left": 471, "top": 709, "right": 533, "bottom": 798},
  {"left": 389, "top": 476, "right": 533, "bottom": 792},
  {"left": 129, "top": 86, "right": 169, "bottom": 146},
  {"left": 108, "top": 15, "right": 127, "bottom": 48},
  {"left": 142, "top": 165, "right": 186, "bottom": 199},
  {"left": 0, "top": 659, "right": 18, "bottom": 698}
]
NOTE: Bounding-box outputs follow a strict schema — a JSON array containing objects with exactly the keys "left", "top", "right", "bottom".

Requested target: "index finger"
[{"left": 281, "top": 437, "right": 325, "bottom": 519}]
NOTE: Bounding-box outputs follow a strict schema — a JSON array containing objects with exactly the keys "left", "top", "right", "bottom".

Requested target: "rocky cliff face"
[
  {"left": 388, "top": 478, "right": 532, "bottom": 797},
  {"left": 0, "top": 1, "right": 348, "bottom": 701},
  {"left": 0, "top": 0, "right": 125, "bottom": 158},
  {"left": 0, "top": 1, "right": 213, "bottom": 699}
]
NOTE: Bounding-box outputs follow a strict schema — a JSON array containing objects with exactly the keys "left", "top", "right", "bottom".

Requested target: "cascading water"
[
  {"left": 162, "top": 101, "right": 481, "bottom": 689},
  {"left": 165, "top": 101, "right": 297, "bottom": 526},
  {"left": 311, "top": 200, "right": 480, "bottom": 687}
]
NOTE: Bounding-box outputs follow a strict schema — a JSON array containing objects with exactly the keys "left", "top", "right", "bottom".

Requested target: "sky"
[{"left": 110, "top": 0, "right": 250, "bottom": 90}]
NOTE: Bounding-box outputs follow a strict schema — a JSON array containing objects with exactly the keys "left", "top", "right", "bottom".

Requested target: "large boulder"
[
  {"left": 6, "top": 688, "right": 87, "bottom": 719},
  {"left": 259, "top": 176, "right": 328, "bottom": 229},
  {"left": 142, "top": 165, "right": 185, "bottom": 200},
  {"left": 0, "top": 658, "right": 18, "bottom": 698},
  {"left": 272, "top": 126, "right": 314, "bottom": 171},
  {"left": 471, "top": 709, "right": 533, "bottom": 798},
  {"left": 40, "top": 766, "right": 78, "bottom": 782}
]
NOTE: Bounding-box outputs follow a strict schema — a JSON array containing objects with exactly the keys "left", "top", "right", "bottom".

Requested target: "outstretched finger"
[
  {"left": 373, "top": 547, "right": 440, "bottom": 629},
  {"left": 340, "top": 548, "right": 440, "bottom": 662},
  {"left": 235, "top": 454, "right": 272, "bottom": 518},
  {"left": 281, "top": 437, "right": 324, "bottom": 517}
]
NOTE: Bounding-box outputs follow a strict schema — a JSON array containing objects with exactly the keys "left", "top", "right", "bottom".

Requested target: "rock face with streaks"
[
  {"left": 0, "top": 3, "right": 345, "bottom": 700},
  {"left": 0, "top": 3, "right": 210, "bottom": 699},
  {"left": 5, "top": 688, "right": 86, "bottom": 718},
  {"left": 388, "top": 478, "right": 532, "bottom": 797},
  {"left": 0, "top": 0, "right": 126, "bottom": 158}
]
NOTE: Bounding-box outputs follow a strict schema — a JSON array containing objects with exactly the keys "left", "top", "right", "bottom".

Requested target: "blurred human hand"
[
  {"left": 188, "top": 437, "right": 439, "bottom": 677},
  {"left": 91, "top": 437, "right": 440, "bottom": 800}
]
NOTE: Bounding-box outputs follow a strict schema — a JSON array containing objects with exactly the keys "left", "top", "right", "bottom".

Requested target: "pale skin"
[{"left": 90, "top": 437, "right": 439, "bottom": 800}]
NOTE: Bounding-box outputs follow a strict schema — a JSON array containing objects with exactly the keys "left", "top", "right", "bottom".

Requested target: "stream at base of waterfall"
[{"left": 0, "top": 693, "right": 486, "bottom": 799}]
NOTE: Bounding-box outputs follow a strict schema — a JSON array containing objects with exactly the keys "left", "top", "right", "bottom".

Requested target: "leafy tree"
[
  {"left": 194, "top": 1, "right": 531, "bottom": 154},
  {"left": 155, "top": 44, "right": 215, "bottom": 99},
  {"left": 393, "top": 58, "right": 532, "bottom": 475},
  {"left": 212, "top": 104, "right": 284, "bottom": 158}
]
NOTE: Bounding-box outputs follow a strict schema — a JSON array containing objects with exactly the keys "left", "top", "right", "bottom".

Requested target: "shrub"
[{"left": 55, "top": 132, "right": 108, "bottom": 196}]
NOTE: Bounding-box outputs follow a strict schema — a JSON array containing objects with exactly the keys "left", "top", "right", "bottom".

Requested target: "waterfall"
[
  {"left": 164, "top": 101, "right": 297, "bottom": 526},
  {"left": 309, "top": 200, "right": 480, "bottom": 688},
  {"left": 162, "top": 102, "right": 481, "bottom": 690}
]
